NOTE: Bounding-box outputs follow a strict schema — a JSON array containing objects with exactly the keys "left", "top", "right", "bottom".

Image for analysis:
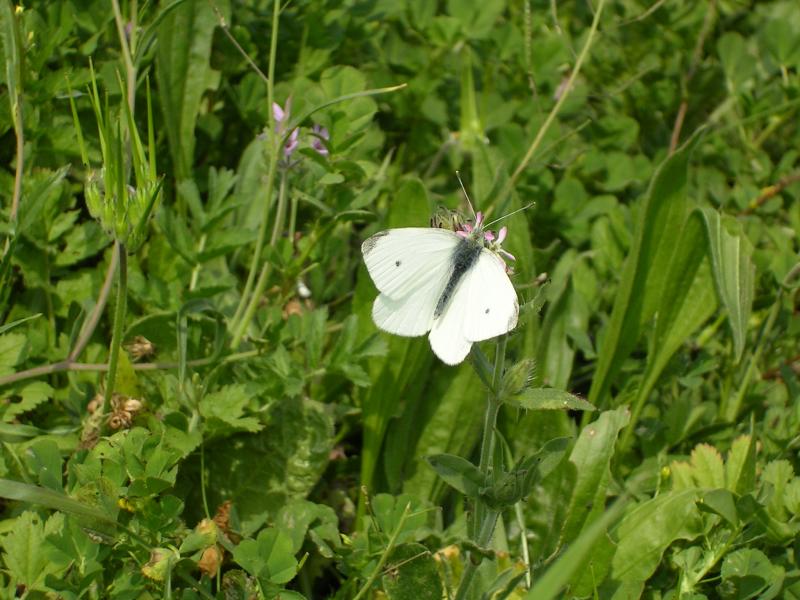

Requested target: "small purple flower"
[
  {"left": 273, "top": 100, "right": 299, "bottom": 159},
  {"left": 284, "top": 128, "right": 299, "bottom": 157},
  {"left": 311, "top": 124, "right": 330, "bottom": 156}
]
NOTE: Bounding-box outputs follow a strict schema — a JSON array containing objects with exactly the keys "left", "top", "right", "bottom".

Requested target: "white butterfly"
[{"left": 361, "top": 213, "right": 519, "bottom": 365}]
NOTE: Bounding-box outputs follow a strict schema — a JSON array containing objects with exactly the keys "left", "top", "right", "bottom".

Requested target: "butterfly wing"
[
  {"left": 428, "top": 247, "right": 518, "bottom": 364},
  {"left": 362, "top": 228, "right": 460, "bottom": 337}
]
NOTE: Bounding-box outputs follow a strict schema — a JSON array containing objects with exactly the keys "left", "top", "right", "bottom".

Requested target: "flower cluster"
[
  {"left": 458, "top": 212, "right": 516, "bottom": 266},
  {"left": 272, "top": 99, "right": 329, "bottom": 162}
]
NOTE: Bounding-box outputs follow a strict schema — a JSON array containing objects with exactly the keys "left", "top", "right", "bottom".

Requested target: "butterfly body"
[{"left": 361, "top": 220, "right": 518, "bottom": 365}]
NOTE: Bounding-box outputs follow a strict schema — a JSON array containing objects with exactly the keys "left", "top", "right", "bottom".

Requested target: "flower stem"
[
  {"left": 230, "top": 168, "right": 288, "bottom": 347},
  {"left": 229, "top": 0, "right": 281, "bottom": 343},
  {"left": 456, "top": 336, "right": 507, "bottom": 600},
  {"left": 103, "top": 242, "right": 127, "bottom": 411}
]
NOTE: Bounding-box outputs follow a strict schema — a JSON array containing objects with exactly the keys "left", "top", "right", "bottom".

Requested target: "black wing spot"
[
  {"left": 395, "top": 260, "right": 401, "bottom": 267},
  {"left": 485, "top": 308, "right": 490, "bottom": 314}
]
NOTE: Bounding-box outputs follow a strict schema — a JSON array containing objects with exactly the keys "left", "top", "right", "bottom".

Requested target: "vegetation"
[{"left": 0, "top": 0, "right": 798, "bottom": 598}]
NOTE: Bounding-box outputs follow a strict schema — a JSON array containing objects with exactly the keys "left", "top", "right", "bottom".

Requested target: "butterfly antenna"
[
  {"left": 483, "top": 202, "right": 535, "bottom": 228},
  {"left": 455, "top": 171, "right": 477, "bottom": 219}
]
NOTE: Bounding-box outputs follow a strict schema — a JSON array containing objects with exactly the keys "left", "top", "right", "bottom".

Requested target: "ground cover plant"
[{"left": 0, "top": 0, "right": 799, "bottom": 598}]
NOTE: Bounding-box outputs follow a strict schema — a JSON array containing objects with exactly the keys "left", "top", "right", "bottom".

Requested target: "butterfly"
[{"left": 361, "top": 211, "right": 519, "bottom": 365}]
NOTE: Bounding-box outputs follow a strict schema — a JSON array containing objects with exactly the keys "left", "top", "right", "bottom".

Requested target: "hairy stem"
[
  {"left": 455, "top": 336, "right": 507, "bottom": 600},
  {"left": 103, "top": 244, "right": 127, "bottom": 410}
]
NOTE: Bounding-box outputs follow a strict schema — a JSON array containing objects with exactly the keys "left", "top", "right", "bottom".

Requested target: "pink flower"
[
  {"left": 311, "top": 124, "right": 329, "bottom": 156},
  {"left": 273, "top": 100, "right": 299, "bottom": 159}
]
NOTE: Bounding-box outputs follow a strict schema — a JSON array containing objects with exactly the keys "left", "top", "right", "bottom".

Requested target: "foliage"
[{"left": 0, "top": 0, "right": 799, "bottom": 598}]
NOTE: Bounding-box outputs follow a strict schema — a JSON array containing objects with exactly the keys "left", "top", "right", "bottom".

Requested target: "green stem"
[
  {"left": 229, "top": 0, "right": 281, "bottom": 341},
  {"left": 352, "top": 503, "right": 412, "bottom": 600},
  {"left": 456, "top": 336, "right": 507, "bottom": 600},
  {"left": 103, "top": 242, "right": 127, "bottom": 411},
  {"left": 269, "top": 168, "right": 289, "bottom": 247},
  {"left": 231, "top": 168, "right": 288, "bottom": 347}
]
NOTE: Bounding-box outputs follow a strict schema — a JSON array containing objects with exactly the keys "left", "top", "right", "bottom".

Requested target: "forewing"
[{"left": 361, "top": 228, "right": 459, "bottom": 299}]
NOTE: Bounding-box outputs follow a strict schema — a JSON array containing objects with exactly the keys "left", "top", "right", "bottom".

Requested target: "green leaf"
[
  {"left": 275, "top": 500, "right": 340, "bottom": 557},
  {"left": 424, "top": 453, "right": 485, "bottom": 497},
  {"left": 232, "top": 527, "right": 297, "bottom": 585},
  {"left": 721, "top": 548, "right": 784, "bottom": 600},
  {"left": 482, "top": 437, "right": 572, "bottom": 510},
  {"left": 559, "top": 407, "right": 630, "bottom": 545},
  {"left": 624, "top": 203, "right": 718, "bottom": 447},
  {"left": 588, "top": 141, "right": 696, "bottom": 409},
  {"left": 0, "top": 332, "right": 27, "bottom": 375},
  {"left": 699, "top": 488, "right": 739, "bottom": 526},
  {"left": 199, "top": 384, "right": 264, "bottom": 434},
  {"left": 612, "top": 489, "right": 703, "bottom": 583},
  {"left": 2, "top": 382, "right": 53, "bottom": 421},
  {"left": 381, "top": 543, "right": 443, "bottom": 600},
  {"left": 191, "top": 397, "right": 333, "bottom": 536},
  {"left": 155, "top": 0, "right": 228, "bottom": 180},
  {"left": 524, "top": 499, "right": 627, "bottom": 600},
  {"left": 372, "top": 494, "right": 432, "bottom": 545},
  {"left": 54, "top": 221, "right": 109, "bottom": 267},
  {"left": 718, "top": 32, "right": 756, "bottom": 92},
  {"left": 507, "top": 388, "right": 596, "bottom": 412},
  {"left": 0, "top": 0, "right": 22, "bottom": 140},
  {"left": 698, "top": 207, "right": 755, "bottom": 362},
  {"left": 724, "top": 435, "right": 756, "bottom": 495},
  {"left": 1, "top": 512, "right": 66, "bottom": 589},
  {"left": 26, "top": 439, "right": 63, "bottom": 491},
  {"left": 689, "top": 444, "right": 726, "bottom": 489},
  {"left": 0, "top": 313, "right": 41, "bottom": 336},
  {"left": 671, "top": 444, "right": 726, "bottom": 490},
  {"left": 398, "top": 365, "right": 485, "bottom": 504}
]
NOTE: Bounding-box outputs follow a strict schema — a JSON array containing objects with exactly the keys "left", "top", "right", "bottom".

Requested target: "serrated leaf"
[
  {"left": 689, "top": 444, "right": 726, "bottom": 489},
  {"left": 1, "top": 512, "right": 67, "bottom": 589},
  {"left": 199, "top": 384, "right": 264, "bottom": 434},
  {"left": 3, "top": 382, "right": 54, "bottom": 421}
]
